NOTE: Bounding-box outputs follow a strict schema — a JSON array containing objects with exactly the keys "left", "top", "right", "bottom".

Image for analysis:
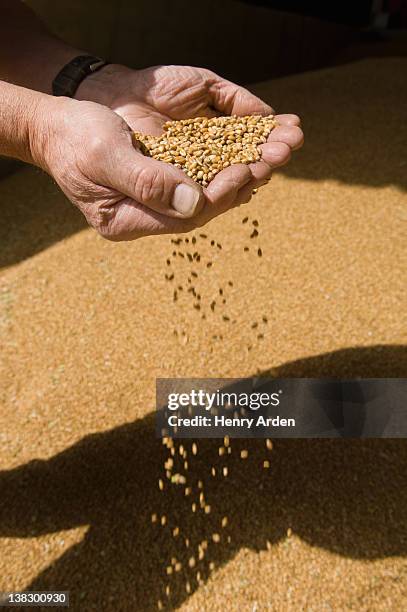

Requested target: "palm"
[{"left": 109, "top": 66, "right": 228, "bottom": 135}]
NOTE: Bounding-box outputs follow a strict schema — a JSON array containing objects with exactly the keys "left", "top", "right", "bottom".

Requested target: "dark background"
[
  {"left": 1, "top": 0, "right": 406, "bottom": 179},
  {"left": 243, "top": 0, "right": 375, "bottom": 25},
  {"left": 25, "top": 0, "right": 407, "bottom": 83}
]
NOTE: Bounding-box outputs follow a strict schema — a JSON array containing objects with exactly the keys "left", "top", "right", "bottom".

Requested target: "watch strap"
[{"left": 52, "top": 55, "right": 109, "bottom": 97}]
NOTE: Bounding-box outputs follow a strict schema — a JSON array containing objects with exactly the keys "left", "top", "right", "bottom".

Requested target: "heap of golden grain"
[{"left": 133, "top": 114, "right": 276, "bottom": 187}]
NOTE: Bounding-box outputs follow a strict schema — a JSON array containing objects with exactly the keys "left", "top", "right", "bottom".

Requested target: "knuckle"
[
  {"left": 87, "top": 207, "right": 124, "bottom": 242},
  {"left": 132, "top": 165, "right": 168, "bottom": 205}
]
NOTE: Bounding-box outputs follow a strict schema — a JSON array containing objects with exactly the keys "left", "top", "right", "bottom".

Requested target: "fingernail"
[{"left": 172, "top": 184, "right": 200, "bottom": 217}]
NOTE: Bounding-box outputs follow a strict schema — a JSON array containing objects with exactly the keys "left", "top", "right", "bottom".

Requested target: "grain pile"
[
  {"left": 133, "top": 114, "right": 276, "bottom": 186},
  {"left": 1, "top": 58, "right": 407, "bottom": 612}
]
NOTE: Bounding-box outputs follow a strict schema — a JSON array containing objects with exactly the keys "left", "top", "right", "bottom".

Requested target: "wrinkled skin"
[{"left": 39, "top": 64, "right": 303, "bottom": 240}]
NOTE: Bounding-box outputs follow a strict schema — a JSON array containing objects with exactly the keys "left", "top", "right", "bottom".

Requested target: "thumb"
[{"left": 105, "top": 141, "right": 205, "bottom": 219}]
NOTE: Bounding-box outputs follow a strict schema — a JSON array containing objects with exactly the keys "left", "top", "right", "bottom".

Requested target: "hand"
[
  {"left": 73, "top": 64, "right": 303, "bottom": 239},
  {"left": 32, "top": 95, "right": 215, "bottom": 239}
]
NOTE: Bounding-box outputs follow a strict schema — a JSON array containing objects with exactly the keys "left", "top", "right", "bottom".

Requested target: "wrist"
[
  {"left": 29, "top": 94, "right": 71, "bottom": 172},
  {"left": 0, "top": 82, "right": 59, "bottom": 168}
]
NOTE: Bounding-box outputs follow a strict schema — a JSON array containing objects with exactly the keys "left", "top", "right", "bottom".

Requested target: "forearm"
[
  {"left": 0, "top": 80, "right": 52, "bottom": 166},
  {"left": 0, "top": 0, "right": 83, "bottom": 94}
]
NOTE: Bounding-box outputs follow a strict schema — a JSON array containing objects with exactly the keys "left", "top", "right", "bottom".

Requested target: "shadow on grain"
[{"left": 0, "top": 344, "right": 407, "bottom": 610}]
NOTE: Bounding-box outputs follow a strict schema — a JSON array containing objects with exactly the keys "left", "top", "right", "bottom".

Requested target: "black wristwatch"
[{"left": 52, "top": 55, "right": 109, "bottom": 97}]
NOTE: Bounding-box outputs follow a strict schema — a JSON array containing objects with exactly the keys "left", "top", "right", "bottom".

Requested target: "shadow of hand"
[{"left": 1, "top": 345, "right": 407, "bottom": 610}]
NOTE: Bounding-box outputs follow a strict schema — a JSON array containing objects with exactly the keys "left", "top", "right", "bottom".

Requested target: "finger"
[
  {"left": 103, "top": 141, "right": 205, "bottom": 219},
  {"left": 186, "top": 161, "right": 271, "bottom": 226},
  {"left": 248, "top": 159, "right": 273, "bottom": 183},
  {"left": 112, "top": 104, "right": 168, "bottom": 135},
  {"left": 231, "top": 159, "right": 275, "bottom": 207},
  {"left": 258, "top": 142, "right": 292, "bottom": 168},
  {"left": 233, "top": 171, "right": 273, "bottom": 206},
  {"left": 236, "top": 144, "right": 290, "bottom": 193},
  {"left": 267, "top": 125, "right": 304, "bottom": 150},
  {"left": 204, "top": 163, "right": 253, "bottom": 211},
  {"left": 124, "top": 115, "right": 165, "bottom": 136},
  {"left": 274, "top": 113, "right": 302, "bottom": 127},
  {"left": 207, "top": 72, "right": 274, "bottom": 116},
  {"left": 99, "top": 163, "right": 262, "bottom": 242},
  {"left": 233, "top": 180, "right": 266, "bottom": 206},
  {"left": 225, "top": 143, "right": 291, "bottom": 209},
  {"left": 98, "top": 164, "right": 253, "bottom": 241}
]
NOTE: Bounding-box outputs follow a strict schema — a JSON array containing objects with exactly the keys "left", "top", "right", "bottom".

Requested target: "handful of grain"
[{"left": 133, "top": 114, "right": 276, "bottom": 187}]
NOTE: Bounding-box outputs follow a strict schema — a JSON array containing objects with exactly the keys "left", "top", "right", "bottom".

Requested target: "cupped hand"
[
  {"left": 66, "top": 64, "right": 304, "bottom": 239},
  {"left": 34, "top": 96, "right": 210, "bottom": 238}
]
